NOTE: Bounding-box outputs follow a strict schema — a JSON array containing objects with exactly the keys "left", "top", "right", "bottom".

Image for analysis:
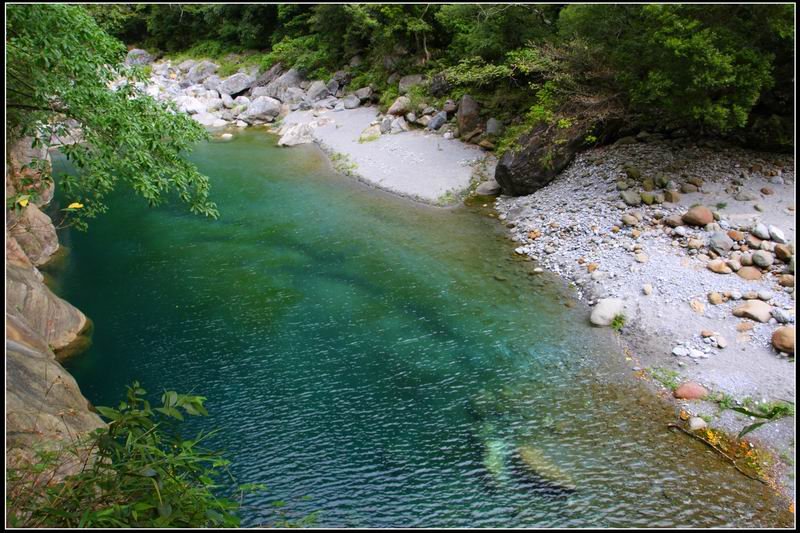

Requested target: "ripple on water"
[{"left": 55, "top": 132, "right": 792, "bottom": 528}]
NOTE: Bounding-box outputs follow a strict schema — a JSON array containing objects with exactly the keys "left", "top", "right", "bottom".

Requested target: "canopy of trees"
[
  {"left": 88, "top": 3, "right": 793, "bottom": 149},
  {"left": 7, "top": 3, "right": 218, "bottom": 230}
]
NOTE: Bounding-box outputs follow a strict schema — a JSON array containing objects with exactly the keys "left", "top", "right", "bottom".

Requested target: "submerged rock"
[{"left": 516, "top": 445, "right": 576, "bottom": 491}]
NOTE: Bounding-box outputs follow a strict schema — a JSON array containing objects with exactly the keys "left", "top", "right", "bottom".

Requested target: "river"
[{"left": 52, "top": 130, "right": 791, "bottom": 527}]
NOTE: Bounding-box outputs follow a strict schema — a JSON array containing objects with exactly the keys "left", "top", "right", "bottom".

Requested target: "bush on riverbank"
[{"left": 6, "top": 382, "right": 253, "bottom": 528}]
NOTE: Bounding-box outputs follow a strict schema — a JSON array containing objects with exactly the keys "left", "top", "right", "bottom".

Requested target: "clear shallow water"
[{"left": 53, "top": 131, "right": 791, "bottom": 527}]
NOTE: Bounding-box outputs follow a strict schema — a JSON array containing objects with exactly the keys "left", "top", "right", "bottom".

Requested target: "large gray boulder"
[
  {"left": 203, "top": 75, "right": 222, "bottom": 92},
  {"left": 262, "top": 68, "right": 303, "bottom": 101},
  {"left": 186, "top": 60, "right": 218, "bottom": 84},
  {"left": 306, "top": 80, "right": 330, "bottom": 101},
  {"left": 342, "top": 94, "right": 361, "bottom": 109},
  {"left": 355, "top": 87, "right": 373, "bottom": 102},
  {"left": 590, "top": 298, "right": 626, "bottom": 327},
  {"left": 125, "top": 49, "right": 153, "bottom": 66},
  {"left": 278, "top": 123, "right": 314, "bottom": 147},
  {"left": 218, "top": 73, "right": 255, "bottom": 96},
  {"left": 387, "top": 96, "right": 411, "bottom": 116},
  {"left": 252, "top": 62, "right": 283, "bottom": 88},
  {"left": 456, "top": 95, "right": 481, "bottom": 140},
  {"left": 239, "top": 96, "right": 281, "bottom": 124}
]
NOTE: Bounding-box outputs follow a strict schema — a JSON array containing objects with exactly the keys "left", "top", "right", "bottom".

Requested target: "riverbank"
[
  {"left": 495, "top": 138, "right": 796, "bottom": 495},
  {"left": 139, "top": 56, "right": 497, "bottom": 205}
]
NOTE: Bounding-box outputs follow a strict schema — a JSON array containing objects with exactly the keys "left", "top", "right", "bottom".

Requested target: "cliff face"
[{"left": 5, "top": 137, "right": 103, "bottom": 469}]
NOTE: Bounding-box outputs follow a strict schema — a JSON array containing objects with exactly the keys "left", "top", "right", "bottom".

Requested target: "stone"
[
  {"left": 358, "top": 124, "right": 381, "bottom": 143},
  {"left": 427, "top": 111, "right": 447, "bottom": 131},
  {"left": 737, "top": 266, "right": 762, "bottom": 281},
  {"left": 733, "top": 300, "right": 773, "bottom": 323},
  {"left": 398, "top": 74, "right": 425, "bottom": 94},
  {"left": 772, "top": 308, "right": 793, "bottom": 324},
  {"left": 775, "top": 244, "right": 792, "bottom": 262},
  {"left": 634, "top": 252, "right": 648, "bottom": 263},
  {"left": 707, "top": 259, "right": 732, "bottom": 274},
  {"left": 682, "top": 206, "right": 714, "bottom": 226},
  {"left": 355, "top": 86, "right": 373, "bottom": 101},
  {"left": 277, "top": 123, "right": 314, "bottom": 147},
  {"left": 772, "top": 326, "right": 795, "bottom": 353},
  {"left": 778, "top": 274, "right": 794, "bottom": 287},
  {"left": 217, "top": 73, "right": 254, "bottom": 96},
  {"left": 688, "top": 417, "right": 708, "bottom": 431},
  {"left": 590, "top": 298, "right": 625, "bottom": 327},
  {"left": 735, "top": 190, "right": 757, "bottom": 201},
  {"left": 387, "top": 96, "right": 411, "bottom": 115},
  {"left": 486, "top": 118, "right": 503, "bottom": 136},
  {"left": 621, "top": 214, "right": 638, "bottom": 226},
  {"left": 261, "top": 68, "right": 304, "bottom": 101},
  {"left": 642, "top": 284, "right": 653, "bottom": 295},
  {"left": 681, "top": 183, "right": 698, "bottom": 194},
  {"left": 342, "top": 94, "right": 361, "bottom": 109},
  {"left": 664, "top": 190, "right": 681, "bottom": 203},
  {"left": 191, "top": 112, "right": 227, "bottom": 128},
  {"left": 125, "top": 48, "right": 153, "bottom": 66},
  {"left": 664, "top": 214, "right": 684, "bottom": 228},
  {"left": 640, "top": 192, "right": 655, "bottom": 205},
  {"left": 751, "top": 223, "right": 770, "bottom": 240},
  {"left": 708, "top": 292, "right": 724, "bottom": 305},
  {"left": 187, "top": 60, "right": 218, "bottom": 84},
  {"left": 689, "top": 299, "right": 705, "bottom": 314},
  {"left": 456, "top": 95, "right": 481, "bottom": 138},
  {"left": 306, "top": 80, "right": 330, "bottom": 101},
  {"left": 752, "top": 250, "right": 774, "bottom": 268},
  {"left": 673, "top": 382, "right": 708, "bottom": 400},
  {"left": 621, "top": 191, "right": 642, "bottom": 206},
  {"left": 476, "top": 180, "right": 501, "bottom": 196},
  {"left": 238, "top": 96, "right": 281, "bottom": 124},
  {"left": 768, "top": 225, "right": 787, "bottom": 244},
  {"left": 708, "top": 232, "right": 733, "bottom": 255}
]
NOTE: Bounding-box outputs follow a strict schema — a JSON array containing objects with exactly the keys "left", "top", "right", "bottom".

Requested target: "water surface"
[{"left": 54, "top": 131, "right": 791, "bottom": 527}]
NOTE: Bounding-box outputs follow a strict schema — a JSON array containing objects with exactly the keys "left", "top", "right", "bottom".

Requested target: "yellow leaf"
[
  {"left": 67, "top": 202, "right": 84, "bottom": 209},
  {"left": 17, "top": 197, "right": 29, "bottom": 207}
]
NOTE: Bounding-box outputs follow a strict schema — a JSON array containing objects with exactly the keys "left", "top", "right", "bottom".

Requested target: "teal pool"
[{"left": 53, "top": 130, "right": 791, "bottom": 527}]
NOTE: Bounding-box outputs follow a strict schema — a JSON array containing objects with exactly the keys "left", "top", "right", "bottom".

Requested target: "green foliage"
[
  {"left": 7, "top": 4, "right": 217, "bottom": 231},
  {"left": 650, "top": 367, "right": 680, "bottom": 391},
  {"left": 729, "top": 401, "right": 794, "bottom": 438},
  {"left": 559, "top": 4, "right": 794, "bottom": 135},
  {"left": 6, "top": 382, "right": 261, "bottom": 528},
  {"left": 610, "top": 313, "right": 626, "bottom": 332}
]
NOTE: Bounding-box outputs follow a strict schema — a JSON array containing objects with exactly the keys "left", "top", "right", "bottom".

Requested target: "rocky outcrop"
[
  {"left": 6, "top": 141, "right": 103, "bottom": 470},
  {"left": 494, "top": 122, "right": 591, "bottom": 196},
  {"left": 8, "top": 204, "right": 59, "bottom": 266},
  {"left": 6, "top": 313, "right": 103, "bottom": 454}
]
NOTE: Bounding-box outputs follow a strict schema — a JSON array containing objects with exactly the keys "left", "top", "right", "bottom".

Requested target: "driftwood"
[{"left": 667, "top": 423, "right": 767, "bottom": 484}]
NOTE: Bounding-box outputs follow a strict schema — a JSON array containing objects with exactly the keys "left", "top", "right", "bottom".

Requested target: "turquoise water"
[{"left": 53, "top": 131, "right": 790, "bottom": 527}]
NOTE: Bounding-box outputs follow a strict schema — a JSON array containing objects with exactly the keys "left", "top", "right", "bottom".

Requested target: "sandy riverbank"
[{"left": 276, "top": 107, "right": 494, "bottom": 204}]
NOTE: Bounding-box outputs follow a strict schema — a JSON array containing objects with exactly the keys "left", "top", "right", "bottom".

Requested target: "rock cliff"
[{"left": 5, "top": 137, "right": 103, "bottom": 470}]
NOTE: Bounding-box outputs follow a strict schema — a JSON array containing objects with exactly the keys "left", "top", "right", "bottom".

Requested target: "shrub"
[{"left": 6, "top": 382, "right": 261, "bottom": 528}]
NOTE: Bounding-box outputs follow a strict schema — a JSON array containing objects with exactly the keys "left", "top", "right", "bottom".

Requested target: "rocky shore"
[
  {"left": 495, "top": 138, "right": 796, "bottom": 492},
  {"left": 6, "top": 137, "right": 104, "bottom": 473},
  {"left": 133, "top": 50, "right": 497, "bottom": 204}
]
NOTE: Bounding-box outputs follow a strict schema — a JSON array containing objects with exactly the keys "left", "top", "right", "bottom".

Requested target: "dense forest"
[{"left": 91, "top": 3, "right": 794, "bottom": 151}]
